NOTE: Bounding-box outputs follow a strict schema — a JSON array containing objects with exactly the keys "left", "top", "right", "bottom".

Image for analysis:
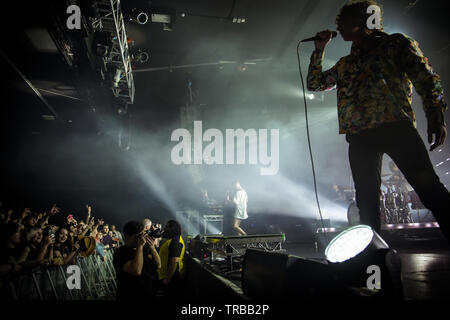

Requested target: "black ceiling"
[{"left": 2, "top": 0, "right": 449, "bottom": 135}]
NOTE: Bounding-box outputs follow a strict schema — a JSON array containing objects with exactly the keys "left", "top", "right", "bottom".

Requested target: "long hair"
[
  {"left": 165, "top": 220, "right": 182, "bottom": 238},
  {"left": 55, "top": 227, "right": 73, "bottom": 252},
  {"left": 336, "top": 0, "right": 383, "bottom": 30}
]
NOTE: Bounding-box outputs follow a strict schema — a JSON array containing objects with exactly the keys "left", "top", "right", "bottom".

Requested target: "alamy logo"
[
  {"left": 366, "top": 265, "right": 381, "bottom": 289},
  {"left": 66, "top": 265, "right": 81, "bottom": 290},
  {"left": 171, "top": 121, "right": 279, "bottom": 175},
  {"left": 366, "top": 5, "right": 381, "bottom": 30},
  {"left": 66, "top": 5, "right": 81, "bottom": 30}
]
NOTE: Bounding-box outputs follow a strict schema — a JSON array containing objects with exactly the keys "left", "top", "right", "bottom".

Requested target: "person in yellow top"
[{"left": 158, "top": 220, "right": 185, "bottom": 298}]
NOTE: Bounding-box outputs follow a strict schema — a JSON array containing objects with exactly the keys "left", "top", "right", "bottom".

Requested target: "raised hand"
[
  {"left": 145, "top": 235, "right": 156, "bottom": 248},
  {"left": 137, "top": 232, "right": 147, "bottom": 249},
  {"left": 49, "top": 204, "right": 59, "bottom": 216},
  {"left": 22, "top": 208, "right": 31, "bottom": 219},
  {"left": 43, "top": 234, "right": 55, "bottom": 246},
  {"left": 73, "top": 242, "right": 80, "bottom": 252}
]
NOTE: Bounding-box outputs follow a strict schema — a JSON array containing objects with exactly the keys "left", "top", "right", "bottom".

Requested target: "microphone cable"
[{"left": 296, "top": 41, "right": 328, "bottom": 244}]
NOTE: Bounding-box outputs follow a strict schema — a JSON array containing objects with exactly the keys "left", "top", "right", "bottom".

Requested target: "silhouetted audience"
[{"left": 0, "top": 202, "right": 186, "bottom": 301}]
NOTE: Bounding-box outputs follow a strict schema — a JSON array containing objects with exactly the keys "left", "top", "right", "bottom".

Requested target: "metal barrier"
[{"left": 0, "top": 250, "right": 117, "bottom": 300}]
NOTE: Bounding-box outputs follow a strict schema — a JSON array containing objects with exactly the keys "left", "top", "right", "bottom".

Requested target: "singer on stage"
[
  {"left": 306, "top": 0, "right": 450, "bottom": 240},
  {"left": 227, "top": 180, "right": 248, "bottom": 236}
]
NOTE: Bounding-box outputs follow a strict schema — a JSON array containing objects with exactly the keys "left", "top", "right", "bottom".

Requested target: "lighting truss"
[{"left": 92, "top": 0, "right": 135, "bottom": 104}]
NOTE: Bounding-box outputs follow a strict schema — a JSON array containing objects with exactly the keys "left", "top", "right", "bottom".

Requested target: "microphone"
[{"left": 301, "top": 31, "right": 337, "bottom": 42}]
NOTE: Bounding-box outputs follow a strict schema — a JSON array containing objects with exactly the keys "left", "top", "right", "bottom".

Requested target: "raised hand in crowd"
[
  {"left": 88, "top": 217, "right": 95, "bottom": 228},
  {"left": 36, "top": 214, "right": 50, "bottom": 229},
  {"left": 21, "top": 208, "right": 31, "bottom": 221},
  {"left": 36, "top": 233, "right": 55, "bottom": 266},
  {"left": 85, "top": 204, "right": 93, "bottom": 225},
  {"left": 4, "top": 210, "right": 14, "bottom": 223},
  {"left": 42, "top": 233, "right": 55, "bottom": 248},
  {"left": 49, "top": 204, "right": 59, "bottom": 216}
]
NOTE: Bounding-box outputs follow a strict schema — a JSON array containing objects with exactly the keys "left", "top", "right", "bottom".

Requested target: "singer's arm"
[
  {"left": 395, "top": 34, "right": 447, "bottom": 124},
  {"left": 394, "top": 33, "right": 447, "bottom": 150},
  {"left": 306, "top": 49, "right": 339, "bottom": 92}
]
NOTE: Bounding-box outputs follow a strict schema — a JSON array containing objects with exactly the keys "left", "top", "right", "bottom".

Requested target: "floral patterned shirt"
[{"left": 307, "top": 30, "right": 447, "bottom": 134}]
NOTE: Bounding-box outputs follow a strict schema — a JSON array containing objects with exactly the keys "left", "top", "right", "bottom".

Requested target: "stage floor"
[{"left": 284, "top": 234, "right": 450, "bottom": 300}]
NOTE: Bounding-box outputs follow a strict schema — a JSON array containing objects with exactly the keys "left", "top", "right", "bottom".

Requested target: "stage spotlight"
[
  {"left": 130, "top": 8, "right": 149, "bottom": 25},
  {"left": 237, "top": 64, "right": 247, "bottom": 72},
  {"left": 325, "top": 225, "right": 403, "bottom": 299},
  {"left": 232, "top": 17, "right": 247, "bottom": 23},
  {"left": 116, "top": 103, "right": 128, "bottom": 116},
  {"left": 132, "top": 50, "right": 149, "bottom": 64},
  {"left": 137, "top": 12, "right": 149, "bottom": 24},
  {"left": 325, "top": 225, "right": 384, "bottom": 263},
  {"left": 113, "top": 68, "right": 123, "bottom": 88},
  {"left": 138, "top": 51, "right": 149, "bottom": 63},
  {"left": 151, "top": 13, "right": 174, "bottom": 31},
  {"left": 151, "top": 13, "right": 171, "bottom": 24}
]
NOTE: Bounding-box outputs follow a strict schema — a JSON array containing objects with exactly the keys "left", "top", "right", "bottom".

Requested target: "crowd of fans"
[
  {"left": 0, "top": 203, "right": 123, "bottom": 277},
  {"left": 0, "top": 202, "right": 186, "bottom": 301}
]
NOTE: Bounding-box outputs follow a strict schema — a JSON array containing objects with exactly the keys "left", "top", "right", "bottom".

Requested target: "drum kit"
[
  {"left": 345, "top": 163, "right": 427, "bottom": 226},
  {"left": 379, "top": 178, "right": 415, "bottom": 224}
]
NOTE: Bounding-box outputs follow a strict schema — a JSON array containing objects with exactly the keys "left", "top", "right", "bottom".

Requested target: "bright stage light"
[
  {"left": 137, "top": 12, "right": 149, "bottom": 24},
  {"left": 324, "top": 225, "right": 403, "bottom": 298},
  {"left": 325, "top": 225, "right": 376, "bottom": 263},
  {"left": 151, "top": 13, "right": 171, "bottom": 24}
]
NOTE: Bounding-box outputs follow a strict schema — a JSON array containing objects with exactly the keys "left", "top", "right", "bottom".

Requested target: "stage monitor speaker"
[
  {"left": 242, "top": 249, "right": 360, "bottom": 300},
  {"left": 284, "top": 256, "right": 356, "bottom": 298},
  {"left": 242, "top": 249, "right": 288, "bottom": 300}
]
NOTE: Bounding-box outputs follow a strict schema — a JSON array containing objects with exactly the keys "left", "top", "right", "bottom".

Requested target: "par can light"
[
  {"left": 137, "top": 12, "right": 149, "bottom": 24},
  {"left": 325, "top": 225, "right": 387, "bottom": 263},
  {"left": 324, "top": 225, "right": 403, "bottom": 299}
]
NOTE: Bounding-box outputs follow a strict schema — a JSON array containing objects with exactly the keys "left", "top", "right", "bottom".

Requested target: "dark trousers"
[{"left": 346, "top": 121, "right": 450, "bottom": 241}]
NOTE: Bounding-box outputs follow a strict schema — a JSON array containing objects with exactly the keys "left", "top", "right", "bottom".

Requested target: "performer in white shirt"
[{"left": 227, "top": 180, "right": 248, "bottom": 235}]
